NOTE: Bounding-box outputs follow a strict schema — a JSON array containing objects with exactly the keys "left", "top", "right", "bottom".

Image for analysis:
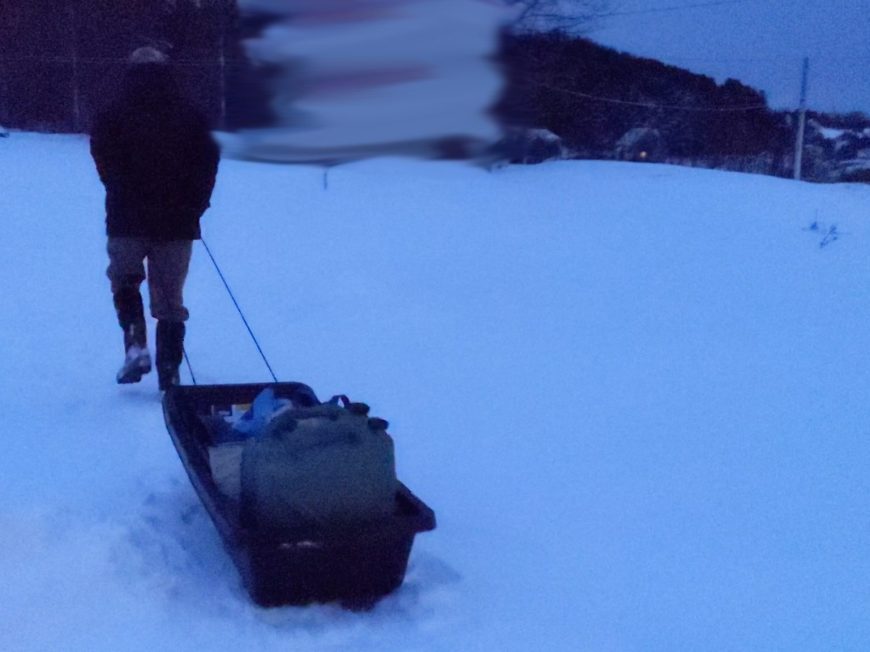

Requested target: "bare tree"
[{"left": 505, "top": 0, "right": 613, "bottom": 33}]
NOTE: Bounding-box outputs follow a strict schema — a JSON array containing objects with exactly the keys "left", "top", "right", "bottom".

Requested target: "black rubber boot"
[
  {"left": 123, "top": 320, "right": 147, "bottom": 351},
  {"left": 114, "top": 286, "right": 145, "bottom": 333},
  {"left": 114, "top": 287, "right": 151, "bottom": 384},
  {"left": 157, "top": 321, "right": 185, "bottom": 391}
]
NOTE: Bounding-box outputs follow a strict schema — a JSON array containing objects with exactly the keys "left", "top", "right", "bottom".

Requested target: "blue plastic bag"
[{"left": 233, "top": 387, "right": 292, "bottom": 437}]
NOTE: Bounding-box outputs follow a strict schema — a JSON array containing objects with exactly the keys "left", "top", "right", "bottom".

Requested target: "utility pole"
[
  {"left": 793, "top": 57, "right": 809, "bottom": 181},
  {"left": 67, "top": 0, "right": 82, "bottom": 132}
]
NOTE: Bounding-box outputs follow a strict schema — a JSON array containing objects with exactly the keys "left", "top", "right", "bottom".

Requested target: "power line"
[
  {"left": 531, "top": 81, "right": 771, "bottom": 112},
  {"left": 2, "top": 50, "right": 869, "bottom": 67},
  {"left": 662, "top": 57, "right": 870, "bottom": 64},
  {"left": 600, "top": 0, "right": 767, "bottom": 18},
  {"left": 514, "top": 0, "right": 767, "bottom": 26}
]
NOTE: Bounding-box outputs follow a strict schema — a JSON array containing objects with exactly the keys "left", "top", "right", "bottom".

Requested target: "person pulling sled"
[{"left": 90, "top": 47, "right": 220, "bottom": 390}]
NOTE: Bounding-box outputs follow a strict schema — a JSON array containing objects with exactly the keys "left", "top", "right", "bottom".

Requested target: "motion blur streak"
[{"left": 227, "top": 0, "right": 512, "bottom": 163}]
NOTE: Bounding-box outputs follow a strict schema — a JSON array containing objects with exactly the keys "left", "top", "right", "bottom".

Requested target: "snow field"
[{"left": 1, "top": 133, "right": 870, "bottom": 650}]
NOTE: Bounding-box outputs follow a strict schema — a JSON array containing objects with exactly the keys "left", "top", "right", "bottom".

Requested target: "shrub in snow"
[{"left": 494, "top": 127, "right": 564, "bottom": 164}]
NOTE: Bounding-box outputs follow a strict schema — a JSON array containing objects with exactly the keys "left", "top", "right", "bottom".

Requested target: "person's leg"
[
  {"left": 146, "top": 240, "right": 193, "bottom": 389},
  {"left": 155, "top": 320, "right": 185, "bottom": 390},
  {"left": 107, "top": 237, "right": 152, "bottom": 382}
]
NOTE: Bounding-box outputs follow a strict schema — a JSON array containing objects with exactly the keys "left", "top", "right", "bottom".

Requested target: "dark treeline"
[
  {"left": 0, "top": 0, "right": 272, "bottom": 132},
  {"left": 494, "top": 31, "right": 792, "bottom": 161},
  {"left": 0, "top": 1, "right": 791, "bottom": 153},
  {"left": 0, "top": 2, "right": 866, "bottom": 181}
]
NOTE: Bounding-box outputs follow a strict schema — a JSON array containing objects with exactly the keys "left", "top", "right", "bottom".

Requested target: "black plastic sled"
[{"left": 162, "top": 382, "right": 436, "bottom": 608}]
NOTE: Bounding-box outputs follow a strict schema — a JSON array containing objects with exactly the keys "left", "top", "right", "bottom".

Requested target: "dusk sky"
[{"left": 589, "top": 0, "right": 870, "bottom": 114}]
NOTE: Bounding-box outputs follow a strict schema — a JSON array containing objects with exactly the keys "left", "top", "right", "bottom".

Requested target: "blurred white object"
[
  {"left": 128, "top": 46, "right": 169, "bottom": 65},
  {"left": 231, "top": 0, "right": 512, "bottom": 162}
]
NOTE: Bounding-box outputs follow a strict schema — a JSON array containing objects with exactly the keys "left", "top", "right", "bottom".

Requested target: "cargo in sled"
[{"left": 162, "top": 381, "right": 436, "bottom": 608}]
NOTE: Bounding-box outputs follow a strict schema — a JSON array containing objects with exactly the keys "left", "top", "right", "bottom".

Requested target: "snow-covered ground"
[{"left": 2, "top": 133, "right": 870, "bottom": 651}]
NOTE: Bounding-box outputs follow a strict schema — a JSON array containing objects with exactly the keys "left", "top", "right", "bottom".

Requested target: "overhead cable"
[{"left": 531, "top": 81, "right": 770, "bottom": 112}]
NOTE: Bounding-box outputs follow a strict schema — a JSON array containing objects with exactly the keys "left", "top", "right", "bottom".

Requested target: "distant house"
[
  {"left": 809, "top": 118, "right": 870, "bottom": 182},
  {"left": 615, "top": 127, "right": 666, "bottom": 162}
]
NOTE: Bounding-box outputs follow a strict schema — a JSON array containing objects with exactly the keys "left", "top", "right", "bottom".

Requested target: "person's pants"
[{"left": 106, "top": 237, "right": 192, "bottom": 323}]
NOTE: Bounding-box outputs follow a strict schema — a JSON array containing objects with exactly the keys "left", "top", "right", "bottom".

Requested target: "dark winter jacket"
[{"left": 90, "top": 64, "right": 220, "bottom": 240}]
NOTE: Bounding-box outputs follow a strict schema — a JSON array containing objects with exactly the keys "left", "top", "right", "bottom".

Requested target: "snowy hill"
[{"left": 1, "top": 133, "right": 870, "bottom": 651}]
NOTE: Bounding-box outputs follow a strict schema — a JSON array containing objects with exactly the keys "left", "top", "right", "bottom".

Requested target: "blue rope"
[
  {"left": 200, "top": 238, "right": 279, "bottom": 383},
  {"left": 182, "top": 347, "right": 197, "bottom": 385}
]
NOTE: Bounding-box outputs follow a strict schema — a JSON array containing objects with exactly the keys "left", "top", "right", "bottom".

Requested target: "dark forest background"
[
  {"left": 1, "top": 0, "right": 867, "bottom": 181},
  {"left": 0, "top": 0, "right": 272, "bottom": 132}
]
